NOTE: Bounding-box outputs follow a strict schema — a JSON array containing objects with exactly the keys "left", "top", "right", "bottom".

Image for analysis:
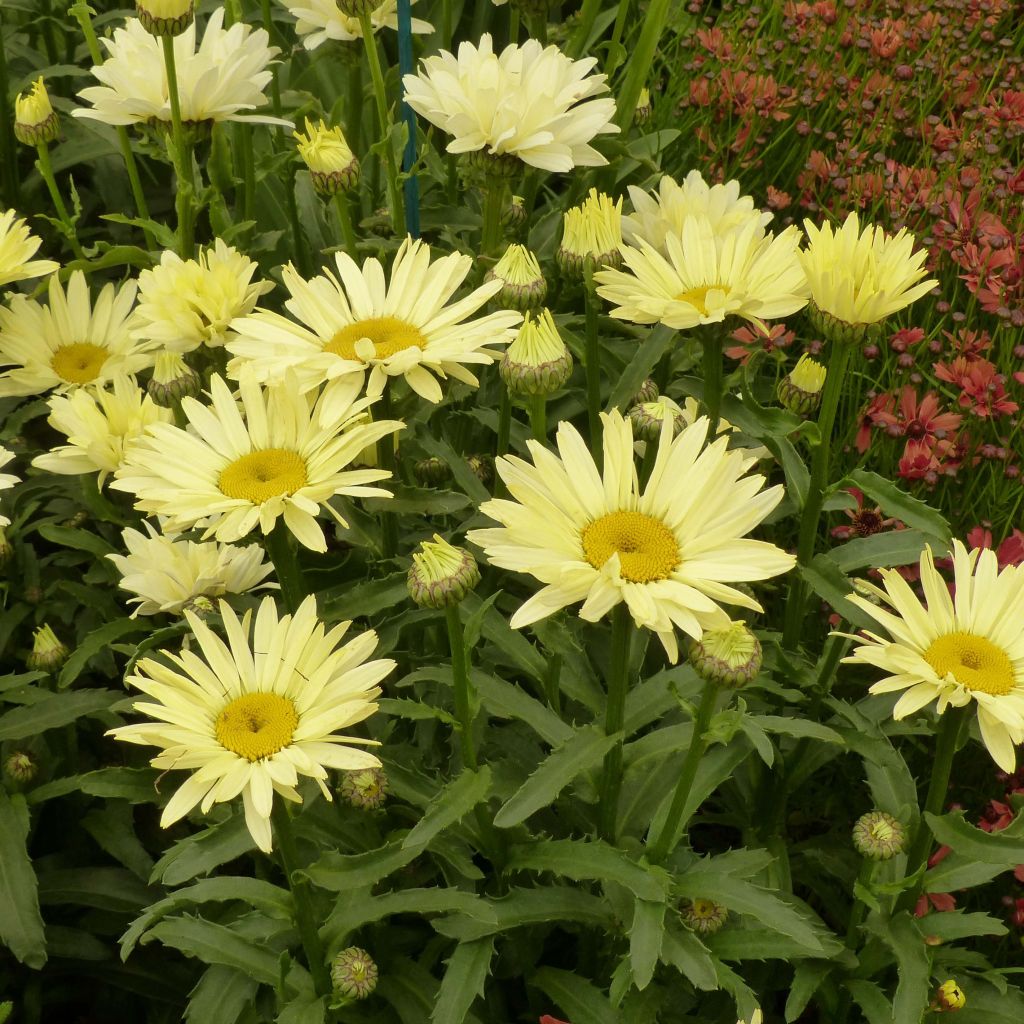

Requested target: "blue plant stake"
[{"left": 396, "top": 0, "right": 421, "bottom": 239}]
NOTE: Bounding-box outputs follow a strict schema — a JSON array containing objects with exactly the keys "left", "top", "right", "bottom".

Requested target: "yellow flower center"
[
  {"left": 218, "top": 449, "right": 308, "bottom": 504},
  {"left": 581, "top": 511, "right": 680, "bottom": 583},
  {"left": 50, "top": 342, "right": 108, "bottom": 384},
  {"left": 689, "top": 899, "right": 720, "bottom": 920},
  {"left": 215, "top": 692, "right": 299, "bottom": 761},
  {"left": 324, "top": 316, "right": 427, "bottom": 362},
  {"left": 676, "top": 284, "right": 730, "bottom": 317},
  {"left": 923, "top": 631, "right": 1015, "bottom": 696}
]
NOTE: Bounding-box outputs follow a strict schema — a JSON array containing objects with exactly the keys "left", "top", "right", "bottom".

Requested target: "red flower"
[
  {"left": 540, "top": 1017, "right": 570, "bottom": 1024},
  {"left": 939, "top": 359, "right": 1019, "bottom": 419},
  {"left": 831, "top": 488, "right": 900, "bottom": 540},
  {"left": 856, "top": 393, "right": 895, "bottom": 453},
  {"left": 874, "top": 387, "right": 962, "bottom": 442},
  {"left": 725, "top": 322, "right": 795, "bottom": 363},
  {"left": 967, "top": 527, "right": 1024, "bottom": 568}
]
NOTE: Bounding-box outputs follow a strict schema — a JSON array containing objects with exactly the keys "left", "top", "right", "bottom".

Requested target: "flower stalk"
[
  {"left": 160, "top": 34, "right": 196, "bottom": 257},
  {"left": 701, "top": 331, "right": 725, "bottom": 439},
  {"left": 583, "top": 264, "right": 603, "bottom": 452},
  {"left": 445, "top": 605, "right": 478, "bottom": 770},
  {"left": 265, "top": 521, "right": 308, "bottom": 614},
  {"left": 334, "top": 192, "right": 359, "bottom": 257},
  {"left": 34, "top": 143, "right": 83, "bottom": 259},
  {"left": 528, "top": 394, "right": 547, "bottom": 442},
  {"left": 597, "top": 604, "right": 632, "bottom": 840},
  {"left": 481, "top": 182, "right": 505, "bottom": 257}
]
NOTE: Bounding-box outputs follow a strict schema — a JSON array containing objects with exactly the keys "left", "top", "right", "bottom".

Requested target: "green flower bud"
[
  {"left": 628, "top": 396, "right": 686, "bottom": 444},
  {"left": 631, "top": 378, "right": 659, "bottom": 406},
  {"left": 335, "top": 0, "right": 380, "bottom": 17},
  {"left": 934, "top": 980, "right": 966, "bottom": 1012},
  {"left": 689, "top": 621, "right": 762, "bottom": 688},
  {"left": 4, "top": 751, "right": 37, "bottom": 784},
  {"left": 461, "top": 148, "right": 522, "bottom": 186},
  {"left": 852, "top": 810, "right": 907, "bottom": 861},
  {"left": 0, "top": 526, "right": 13, "bottom": 568},
  {"left": 806, "top": 300, "right": 878, "bottom": 347},
  {"left": 408, "top": 535, "right": 480, "bottom": 609},
  {"left": 26, "top": 624, "right": 68, "bottom": 672},
  {"left": 502, "top": 195, "right": 527, "bottom": 231},
  {"left": 486, "top": 244, "right": 547, "bottom": 312},
  {"left": 14, "top": 78, "right": 59, "bottom": 146},
  {"left": 331, "top": 946, "right": 378, "bottom": 1000},
  {"left": 557, "top": 189, "right": 623, "bottom": 279},
  {"left": 499, "top": 309, "right": 573, "bottom": 397},
  {"left": 680, "top": 897, "right": 728, "bottom": 935},
  {"left": 148, "top": 351, "right": 201, "bottom": 408},
  {"left": 135, "top": 0, "right": 195, "bottom": 37},
  {"left": 339, "top": 766, "right": 389, "bottom": 809},
  {"left": 294, "top": 118, "right": 359, "bottom": 197},
  {"left": 635, "top": 87, "right": 653, "bottom": 126},
  {"left": 466, "top": 454, "right": 494, "bottom": 486},
  {"left": 414, "top": 457, "right": 451, "bottom": 487},
  {"left": 777, "top": 353, "right": 826, "bottom": 416}
]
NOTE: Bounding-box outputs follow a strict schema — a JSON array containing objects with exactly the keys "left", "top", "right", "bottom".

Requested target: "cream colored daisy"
[
  {"left": 108, "top": 522, "right": 276, "bottom": 616},
  {"left": 467, "top": 409, "right": 794, "bottom": 662},
  {"left": 108, "top": 595, "right": 393, "bottom": 852},
  {"left": 0, "top": 271, "right": 153, "bottom": 398},
  {"left": 32, "top": 376, "right": 173, "bottom": 484},
  {"left": 843, "top": 540, "right": 1024, "bottom": 772},
  {"left": 227, "top": 237, "right": 521, "bottom": 405},
  {"left": 0, "top": 446, "right": 19, "bottom": 529},
  {"left": 73, "top": 11, "right": 288, "bottom": 128},
  {"left": 132, "top": 240, "right": 273, "bottom": 352},
  {"left": 622, "top": 171, "right": 772, "bottom": 257},
  {"left": 112, "top": 373, "right": 401, "bottom": 552},
  {"left": 0, "top": 209, "right": 59, "bottom": 288},
  {"left": 800, "top": 211, "right": 937, "bottom": 328},
  {"left": 595, "top": 216, "right": 809, "bottom": 331},
  {"left": 280, "top": 0, "right": 432, "bottom": 50},
  {"left": 402, "top": 34, "right": 618, "bottom": 173}
]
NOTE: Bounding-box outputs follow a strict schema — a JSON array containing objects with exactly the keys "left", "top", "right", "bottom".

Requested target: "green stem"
[
  {"left": 480, "top": 181, "right": 505, "bottom": 256},
  {"left": 528, "top": 394, "right": 547, "bottom": 443},
  {"left": 35, "top": 144, "right": 83, "bottom": 259},
  {"left": 358, "top": 9, "right": 404, "bottom": 234},
  {"left": 241, "top": 124, "right": 256, "bottom": 225},
  {"left": 614, "top": 0, "right": 669, "bottom": 130},
  {"left": 376, "top": 386, "right": 399, "bottom": 559},
  {"left": 0, "top": 11, "right": 21, "bottom": 206},
  {"left": 782, "top": 341, "right": 854, "bottom": 650},
  {"left": 271, "top": 803, "right": 332, "bottom": 997},
  {"left": 597, "top": 604, "right": 632, "bottom": 841},
  {"left": 701, "top": 332, "right": 724, "bottom": 439},
  {"left": 606, "top": 0, "right": 633, "bottom": 76},
  {"left": 161, "top": 35, "right": 195, "bottom": 257},
  {"left": 542, "top": 652, "right": 562, "bottom": 714},
  {"left": 568, "top": 0, "right": 601, "bottom": 56},
  {"left": 334, "top": 192, "right": 359, "bottom": 256},
  {"left": 496, "top": 387, "right": 512, "bottom": 458},
  {"left": 508, "top": 4, "right": 519, "bottom": 43},
  {"left": 445, "top": 605, "right": 477, "bottom": 769},
  {"left": 265, "top": 521, "right": 308, "bottom": 614},
  {"left": 583, "top": 265, "right": 603, "bottom": 454},
  {"left": 647, "top": 678, "right": 719, "bottom": 863},
  {"left": 845, "top": 859, "right": 876, "bottom": 947},
  {"left": 346, "top": 60, "right": 363, "bottom": 156}
]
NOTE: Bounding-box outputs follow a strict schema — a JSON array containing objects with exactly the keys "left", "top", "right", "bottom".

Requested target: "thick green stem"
[
  {"left": 528, "top": 394, "right": 547, "bottom": 443},
  {"left": 647, "top": 678, "right": 719, "bottom": 863},
  {"left": 614, "top": 0, "right": 669, "bottom": 130},
  {"left": 265, "top": 521, "right": 308, "bottom": 614},
  {"left": 0, "top": 12, "right": 21, "bottom": 206},
  {"left": 271, "top": 803, "right": 332, "bottom": 997},
  {"left": 496, "top": 387, "right": 512, "bottom": 458},
  {"left": 583, "top": 265, "right": 603, "bottom": 454},
  {"left": 376, "top": 386, "right": 399, "bottom": 559},
  {"left": 701, "top": 333, "right": 724, "bottom": 439},
  {"left": 480, "top": 181, "right": 505, "bottom": 256},
  {"left": 358, "top": 10, "right": 404, "bottom": 233},
  {"left": 334, "top": 191, "right": 359, "bottom": 256},
  {"left": 597, "top": 604, "right": 632, "bottom": 841},
  {"left": 845, "top": 859, "right": 876, "bottom": 947},
  {"left": 35, "top": 144, "right": 83, "bottom": 258},
  {"left": 568, "top": 0, "right": 601, "bottom": 56},
  {"left": 161, "top": 35, "right": 195, "bottom": 257},
  {"left": 606, "top": 0, "right": 633, "bottom": 76},
  {"left": 782, "top": 341, "right": 854, "bottom": 650},
  {"left": 445, "top": 605, "right": 477, "bottom": 769}
]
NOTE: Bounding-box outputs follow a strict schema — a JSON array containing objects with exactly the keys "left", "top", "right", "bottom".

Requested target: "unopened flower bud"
[
  {"left": 408, "top": 535, "right": 480, "bottom": 609},
  {"left": 182, "top": 595, "right": 216, "bottom": 619},
  {"left": 499, "top": 309, "right": 572, "bottom": 397},
  {"left": 135, "top": 0, "right": 195, "bottom": 37},
  {"left": 461, "top": 148, "right": 522, "bottom": 186},
  {"left": 466, "top": 454, "right": 494, "bottom": 486},
  {"left": 147, "top": 351, "right": 201, "bottom": 408},
  {"left": 631, "top": 378, "right": 659, "bottom": 406},
  {"left": 339, "top": 766, "right": 389, "bottom": 809},
  {"left": 558, "top": 189, "right": 623, "bottom": 278},
  {"left": 777, "top": 353, "right": 827, "bottom": 416},
  {"left": 852, "top": 810, "right": 907, "bottom": 860},
  {"left": 502, "top": 194, "right": 527, "bottom": 231},
  {"left": 414, "top": 457, "right": 451, "bottom": 487},
  {"left": 4, "top": 751, "right": 37, "bottom": 784},
  {"left": 331, "top": 946, "right": 378, "bottom": 1000},
  {"left": 295, "top": 118, "right": 359, "bottom": 196},
  {"left": 806, "top": 300, "right": 873, "bottom": 347},
  {"left": 635, "top": 86, "right": 653, "bottom": 126},
  {"left": 680, "top": 897, "right": 729, "bottom": 935},
  {"left": 335, "top": 0, "right": 380, "bottom": 17},
  {"left": 628, "top": 396, "right": 686, "bottom": 443},
  {"left": 933, "top": 980, "right": 966, "bottom": 1012},
  {"left": 14, "top": 78, "right": 59, "bottom": 146},
  {"left": 486, "top": 244, "right": 547, "bottom": 312},
  {"left": 27, "top": 624, "right": 68, "bottom": 672},
  {"left": 689, "top": 621, "right": 762, "bottom": 688}
]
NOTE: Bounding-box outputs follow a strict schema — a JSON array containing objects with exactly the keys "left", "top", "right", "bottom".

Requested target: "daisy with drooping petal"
[
  {"left": 227, "top": 237, "right": 521, "bottom": 404},
  {"left": 622, "top": 170, "right": 772, "bottom": 256},
  {"left": 73, "top": 11, "right": 287, "bottom": 128},
  {"left": 467, "top": 410, "right": 794, "bottom": 662},
  {"left": 280, "top": 0, "right": 432, "bottom": 50},
  {"left": 108, "top": 595, "right": 393, "bottom": 852},
  {"left": 595, "top": 216, "right": 809, "bottom": 331},
  {"left": 32, "top": 376, "right": 173, "bottom": 484},
  {"left": 0, "top": 209, "right": 58, "bottom": 288},
  {"left": 842, "top": 540, "right": 1024, "bottom": 772},
  {"left": 132, "top": 240, "right": 273, "bottom": 352},
  {"left": 0, "top": 446, "right": 19, "bottom": 528},
  {"left": 402, "top": 34, "right": 618, "bottom": 173},
  {"left": 108, "top": 522, "right": 276, "bottom": 616},
  {"left": 112, "top": 373, "right": 402, "bottom": 552},
  {"left": 0, "top": 271, "right": 153, "bottom": 398}
]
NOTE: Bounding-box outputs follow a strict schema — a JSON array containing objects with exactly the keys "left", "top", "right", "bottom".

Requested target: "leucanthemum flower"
[
  {"left": 0, "top": 271, "right": 153, "bottom": 398},
  {"left": 132, "top": 240, "right": 272, "bottom": 352},
  {"left": 32, "top": 376, "right": 173, "bottom": 484},
  {"left": 0, "top": 446, "right": 19, "bottom": 528},
  {"left": 73, "top": 11, "right": 288, "bottom": 128},
  {"left": 112, "top": 373, "right": 402, "bottom": 552},
  {"left": 402, "top": 34, "right": 618, "bottom": 173},
  {"left": 622, "top": 171, "right": 772, "bottom": 257},
  {"left": 843, "top": 540, "right": 1024, "bottom": 772},
  {"left": 467, "top": 410, "right": 794, "bottom": 662},
  {"left": 800, "top": 212, "right": 937, "bottom": 329},
  {"left": 595, "top": 216, "right": 809, "bottom": 331},
  {"left": 0, "top": 209, "right": 59, "bottom": 288},
  {"left": 108, "top": 595, "right": 393, "bottom": 852},
  {"left": 280, "top": 0, "right": 432, "bottom": 50},
  {"left": 227, "top": 237, "right": 521, "bottom": 405},
  {"left": 108, "top": 522, "right": 276, "bottom": 616}
]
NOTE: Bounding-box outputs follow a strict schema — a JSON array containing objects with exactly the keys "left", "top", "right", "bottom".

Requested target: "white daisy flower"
[
  {"left": 280, "top": 0, "right": 433, "bottom": 51},
  {"left": 0, "top": 209, "right": 59, "bottom": 288},
  {"left": 0, "top": 445, "right": 19, "bottom": 529}
]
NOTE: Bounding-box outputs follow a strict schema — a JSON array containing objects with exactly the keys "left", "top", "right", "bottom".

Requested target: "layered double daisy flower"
[
  {"left": 112, "top": 373, "right": 401, "bottom": 551},
  {"left": 280, "top": 0, "right": 433, "bottom": 50},
  {"left": 227, "top": 238, "right": 521, "bottom": 405},
  {"left": 468, "top": 410, "right": 794, "bottom": 661},
  {"left": 844, "top": 540, "right": 1024, "bottom": 772},
  {"left": 109, "top": 596, "right": 393, "bottom": 852}
]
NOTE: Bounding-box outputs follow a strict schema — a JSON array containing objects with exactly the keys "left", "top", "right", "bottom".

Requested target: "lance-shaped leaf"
[
  {"left": 0, "top": 791, "right": 46, "bottom": 969},
  {"left": 403, "top": 767, "right": 492, "bottom": 849},
  {"left": 431, "top": 937, "right": 494, "bottom": 1024},
  {"left": 924, "top": 809, "right": 1024, "bottom": 865}
]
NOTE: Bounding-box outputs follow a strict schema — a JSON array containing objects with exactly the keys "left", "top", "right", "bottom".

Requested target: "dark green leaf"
[
  {"left": 151, "top": 813, "right": 256, "bottom": 887},
  {"left": 916, "top": 911, "right": 1008, "bottom": 941},
  {"left": 844, "top": 470, "right": 951, "bottom": 546},
  {"left": 830, "top": 529, "right": 931, "bottom": 572},
  {"left": 607, "top": 325, "right": 677, "bottom": 410},
  {"left": 304, "top": 841, "right": 420, "bottom": 892},
  {"left": 431, "top": 938, "right": 494, "bottom": 1024},
  {"left": 36, "top": 523, "right": 118, "bottom": 559},
  {"left": 923, "top": 855, "right": 1007, "bottom": 893},
  {"left": 378, "top": 697, "right": 456, "bottom": 725},
  {"left": 28, "top": 766, "right": 161, "bottom": 805},
  {"left": 870, "top": 912, "right": 930, "bottom": 1023},
  {"left": 786, "top": 961, "right": 832, "bottom": 1022},
  {"left": 531, "top": 967, "right": 618, "bottom": 1024},
  {"left": 628, "top": 899, "right": 665, "bottom": 991},
  {"left": 0, "top": 791, "right": 46, "bottom": 969},
  {"left": 799, "top": 555, "right": 878, "bottom": 631},
  {"left": 145, "top": 916, "right": 281, "bottom": 985},
  {"left": 0, "top": 689, "right": 121, "bottom": 740},
  {"left": 185, "top": 966, "right": 259, "bottom": 1024},
  {"left": 925, "top": 810, "right": 1024, "bottom": 865},
  {"left": 846, "top": 980, "right": 893, "bottom": 1024},
  {"left": 752, "top": 716, "right": 845, "bottom": 745},
  {"left": 402, "top": 767, "right": 492, "bottom": 849},
  {"left": 659, "top": 923, "right": 717, "bottom": 991},
  {"left": 475, "top": 671, "right": 572, "bottom": 747},
  {"left": 59, "top": 618, "right": 152, "bottom": 688},
  {"left": 319, "top": 573, "right": 410, "bottom": 621},
  {"left": 37, "top": 866, "right": 156, "bottom": 913}
]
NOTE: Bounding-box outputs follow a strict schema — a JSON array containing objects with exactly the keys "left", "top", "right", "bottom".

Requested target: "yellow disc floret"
[
  {"left": 50, "top": 343, "right": 109, "bottom": 385},
  {"left": 219, "top": 449, "right": 308, "bottom": 503},
  {"left": 923, "top": 632, "right": 1015, "bottom": 696},
  {"left": 325, "top": 316, "right": 428, "bottom": 362},
  {"left": 215, "top": 692, "right": 299, "bottom": 761},
  {"left": 581, "top": 510, "right": 680, "bottom": 583}
]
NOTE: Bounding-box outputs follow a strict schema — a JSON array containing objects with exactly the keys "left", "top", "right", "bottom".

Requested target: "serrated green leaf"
[
  {"left": 923, "top": 854, "right": 1007, "bottom": 893},
  {"left": 786, "top": 961, "right": 832, "bottom": 1022},
  {"left": 59, "top": 618, "right": 150, "bottom": 688},
  {"left": 0, "top": 791, "right": 46, "bottom": 969},
  {"left": 402, "top": 767, "right": 492, "bottom": 849},
  {"left": 830, "top": 529, "right": 932, "bottom": 572},
  {"left": 82, "top": 801, "right": 154, "bottom": 880},
  {"left": 28, "top": 766, "right": 161, "bottom": 805},
  {"left": 363, "top": 485, "right": 470, "bottom": 515},
  {"left": 916, "top": 910, "right": 1008, "bottom": 941},
  {"left": 431, "top": 937, "right": 494, "bottom": 1024},
  {"left": 474, "top": 671, "right": 573, "bottom": 746},
  {"left": 37, "top": 866, "right": 156, "bottom": 913},
  {"left": 659, "top": 922, "right": 717, "bottom": 991},
  {"left": 185, "top": 966, "right": 259, "bottom": 1024},
  {"left": 151, "top": 813, "right": 256, "bottom": 887},
  {"left": 924, "top": 809, "right": 1024, "bottom": 865},
  {"left": 752, "top": 715, "right": 845, "bottom": 745},
  {"left": 494, "top": 726, "right": 622, "bottom": 828},
  {"left": 531, "top": 967, "right": 618, "bottom": 1024},
  {"left": 319, "top": 572, "right": 410, "bottom": 621},
  {"left": 846, "top": 980, "right": 893, "bottom": 1024},
  {"left": 799, "top": 555, "right": 878, "bottom": 631},
  {"left": 304, "top": 840, "right": 420, "bottom": 892},
  {"left": 36, "top": 523, "right": 118, "bottom": 559},
  {"left": 145, "top": 916, "right": 281, "bottom": 985},
  {"left": 0, "top": 689, "right": 121, "bottom": 741},
  {"left": 378, "top": 697, "right": 457, "bottom": 725},
  {"left": 628, "top": 898, "right": 665, "bottom": 991},
  {"left": 844, "top": 470, "right": 951, "bottom": 546},
  {"left": 870, "top": 912, "right": 930, "bottom": 1023},
  {"left": 607, "top": 325, "right": 676, "bottom": 410}
]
